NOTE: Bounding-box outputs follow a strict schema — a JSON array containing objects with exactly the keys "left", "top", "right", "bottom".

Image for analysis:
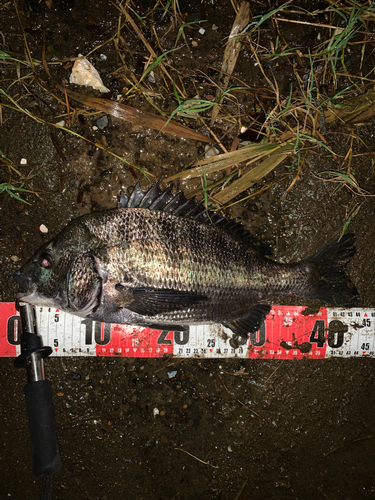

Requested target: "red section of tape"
[
  {"left": 0, "top": 303, "right": 19, "bottom": 357},
  {"left": 96, "top": 324, "right": 174, "bottom": 358},
  {"left": 248, "top": 306, "right": 328, "bottom": 359}
]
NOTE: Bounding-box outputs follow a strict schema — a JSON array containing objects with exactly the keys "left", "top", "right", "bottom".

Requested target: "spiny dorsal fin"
[{"left": 118, "top": 182, "right": 271, "bottom": 254}]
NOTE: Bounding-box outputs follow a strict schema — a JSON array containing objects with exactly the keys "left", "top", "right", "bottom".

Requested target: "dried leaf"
[
  {"left": 324, "top": 91, "right": 375, "bottom": 125},
  {"left": 64, "top": 88, "right": 211, "bottom": 143},
  {"left": 214, "top": 144, "right": 293, "bottom": 205},
  {"left": 211, "top": 2, "right": 251, "bottom": 126},
  {"left": 165, "top": 142, "right": 278, "bottom": 182}
]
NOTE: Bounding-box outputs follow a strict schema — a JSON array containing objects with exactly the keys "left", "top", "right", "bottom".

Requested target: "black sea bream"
[{"left": 14, "top": 183, "right": 359, "bottom": 337}]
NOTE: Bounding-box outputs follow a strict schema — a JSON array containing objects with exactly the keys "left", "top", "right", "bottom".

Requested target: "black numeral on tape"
[
  {"left": 6, "top": 315, "right": 21, "bottom": 345},
  {"left": 309, "top": 319, "right": 346, "bottom": 349},
  {"left": 82, "top": 319, "right": 111, "bottom": 345}
]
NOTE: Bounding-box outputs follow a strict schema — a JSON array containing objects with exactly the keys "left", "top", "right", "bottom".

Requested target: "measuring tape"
[{"left": 1, "top": 303, "right": 374, "bottom": 359}]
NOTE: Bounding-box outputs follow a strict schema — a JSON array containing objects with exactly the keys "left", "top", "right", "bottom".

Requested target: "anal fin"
[{"left": 223, "top": 304, "right": 271, "bottom": 338}]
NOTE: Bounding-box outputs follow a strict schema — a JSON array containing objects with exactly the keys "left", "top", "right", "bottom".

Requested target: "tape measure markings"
[{"left": 1, "top": 303, "right": 374, "bottom": 359}]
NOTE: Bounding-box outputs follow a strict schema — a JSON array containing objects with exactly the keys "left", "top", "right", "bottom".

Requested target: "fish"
[{"left": 13, "top": 182, "right": 359, "bottom": 338}]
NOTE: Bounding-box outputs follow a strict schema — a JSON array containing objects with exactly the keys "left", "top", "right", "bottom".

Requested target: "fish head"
[
  {"left": 13, "top": 223, "right": 103, "bottom": 315},
  {"left": 14, "top": 238, "right": 74, "bottom": 309}
]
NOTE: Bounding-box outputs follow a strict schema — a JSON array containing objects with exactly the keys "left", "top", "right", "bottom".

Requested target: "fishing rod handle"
[{"left": 24, "top": 379, "right": 62, "bottom": 477}]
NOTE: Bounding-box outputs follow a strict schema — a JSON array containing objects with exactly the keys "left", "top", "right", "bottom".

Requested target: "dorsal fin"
[{"left": 118, "top": 182, "right": 271, "bottom": 254}]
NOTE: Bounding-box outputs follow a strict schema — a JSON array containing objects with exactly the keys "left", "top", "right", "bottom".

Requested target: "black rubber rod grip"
[{"left": 24, "top": 380, "right": 62, "bottom": 477}]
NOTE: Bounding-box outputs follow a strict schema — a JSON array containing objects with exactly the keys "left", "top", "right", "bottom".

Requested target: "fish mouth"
[
  {"left": 13, "top": 270, "right": 31, "bottom": 301},
  {"left": 13, "top": 271, "right": 46, "bottom": 306},
  {"left": 15, "top": 288, "right": 58, "bottom": 308},
  {"left": 13, "top": 270, "right": 28, "bottom": 290}
]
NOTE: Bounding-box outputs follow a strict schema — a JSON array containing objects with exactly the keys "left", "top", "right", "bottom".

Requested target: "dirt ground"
[{"left": 1, "top": 1, "right": 375, "bottom": 499}]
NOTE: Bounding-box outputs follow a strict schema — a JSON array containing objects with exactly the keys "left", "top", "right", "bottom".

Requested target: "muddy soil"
[{"left": 1, "top": 1, "right": 375, "bottom": 499}]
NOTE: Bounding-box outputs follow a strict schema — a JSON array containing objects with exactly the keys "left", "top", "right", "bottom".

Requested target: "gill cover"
[{"left": 67, "top": 252, "right": 102, "bottom": 314}]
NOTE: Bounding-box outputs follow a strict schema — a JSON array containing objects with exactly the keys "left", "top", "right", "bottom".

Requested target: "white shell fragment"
[
  {"left": 20, "top": 158, "right": 27, "bottom": 165},
  {"left": 70, "top": 55, "right": 110, "bottom": 93},
  {"left": 39, "top": 224, "right": 48, "bottom": 234},
  {"left": 153, "top": 408, "right": 160, "bottom": 417}
]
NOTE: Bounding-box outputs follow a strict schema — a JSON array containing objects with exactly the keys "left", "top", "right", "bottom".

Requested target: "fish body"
[{"left": 14, "top": 183, "right": 359, "bottom": 337}]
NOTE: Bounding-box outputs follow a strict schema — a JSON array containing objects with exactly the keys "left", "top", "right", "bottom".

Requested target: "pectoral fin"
[
  {"left": 223, "top": 304, "right": 271, "bottom": 338},
  {"left": 115, "top": 285, "right": 207, "bottom": 317}
]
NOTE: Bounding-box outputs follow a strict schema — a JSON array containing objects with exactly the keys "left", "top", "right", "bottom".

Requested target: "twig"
[
  {"left": 324, "top": 435, "right": 375, "bottom": 458},
  {"left": 210, "top": 361, "right": 265, "bottom": 420},
  {"left": 263, "top": 360, "right": 285, "bottom": 384},
  {"left": 173, "top": 448, "right": 219, "bottom": 468},
  {"left": 233, "top": 479, "right": 248, "bottom": 500}
]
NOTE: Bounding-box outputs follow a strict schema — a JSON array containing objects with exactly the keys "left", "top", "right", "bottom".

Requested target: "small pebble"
[
  {"left": 56, "top": 120, "right": 65, "bottom": 127},
  {"left": 205, "top": 145, "right": 219, "bottom": 158},
  {"left": 192, "top": 40, "right": 198, "bottom": 47},
  {"left": 39, "top": 224, "right": 48, "bottom": 233},
  {"left": 148, "top": 70, "right": 156, "bottom": 84},
  {"left": 168, "top": 370, "right": 177, "bottom": 379},
  {"left": 96, "top": 115, "right": 109, "bottom": 130},
  {"left": 10, "top": 255, "right": 20, "bottom": 262},
  {"left": 212, "top": 24, "right": 218, "bottom": 31},
  {"left": 69, "top": 178, "right": 80, "bottom": 188}
]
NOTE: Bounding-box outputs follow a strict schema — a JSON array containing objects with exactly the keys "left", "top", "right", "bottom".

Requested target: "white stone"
[{"left": 70, "top": 55, "right": 110, "bottom": 93}]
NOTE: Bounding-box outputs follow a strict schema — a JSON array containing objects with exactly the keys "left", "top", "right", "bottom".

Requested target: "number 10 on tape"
[{"left": 0, "top": 303, "right": 374, "bottom": 359}]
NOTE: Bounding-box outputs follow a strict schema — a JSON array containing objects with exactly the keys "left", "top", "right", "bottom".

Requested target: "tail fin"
[{"left": 305, "top": 234, "right": 359, "bottom": 307}]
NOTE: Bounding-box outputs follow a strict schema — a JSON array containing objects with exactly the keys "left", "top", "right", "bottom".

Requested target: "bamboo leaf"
[
  {"left": 164, "top": 142, "right": 279, "bottom": 182},
  {"left": 214, "top": 144, "right": 293, "bottom": 205}
]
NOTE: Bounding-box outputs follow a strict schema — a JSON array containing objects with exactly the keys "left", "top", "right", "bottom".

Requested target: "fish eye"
[{"left": 38, "top": 252, "right": 54, "bottom": 269}]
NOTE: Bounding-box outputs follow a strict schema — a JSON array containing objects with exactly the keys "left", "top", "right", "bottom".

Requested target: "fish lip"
[
  {"left": 13, "top": 270, "right": 28, "bottom": 289},
  {"left": 16, "top": 291, "right": 34, "bottom": 304}
]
